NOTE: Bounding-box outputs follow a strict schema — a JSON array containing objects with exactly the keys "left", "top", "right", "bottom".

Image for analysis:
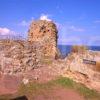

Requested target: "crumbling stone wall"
[
  {"left": 0, "top": 20, "right": 59, "bottom": 74},
  {"left": 0, "top": 40, "right": 39, "bottom": 74},
  {"left": 28, "top": 20, "right": 58, "bottom": 58}
]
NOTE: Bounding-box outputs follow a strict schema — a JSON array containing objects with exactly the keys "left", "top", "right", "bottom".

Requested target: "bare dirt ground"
[
  {"left": 0, "top": 66, "right": 85, "bottom": 100},
  {"left": 0, "top": 74, "right": 22, "bottom": 95},
  {"left": 33, "top": 87, "right": 84, "bottom": 100},
  {"left": 24, "top": 66, "right": 60, "bottom": 83},
  {"left": 0, "top": 65, "right": 61, "bottom": 95}
]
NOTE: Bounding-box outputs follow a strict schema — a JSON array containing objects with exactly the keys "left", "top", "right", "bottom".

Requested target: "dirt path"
[
  {"left": 33, "top": 87, "right": 84, "bottom": 100},
  {"left": 0, "top": 74, "right": 22, "bottom": 95},
  {"left": 0, "top": 66, "right": 85, "bottom": 100}
]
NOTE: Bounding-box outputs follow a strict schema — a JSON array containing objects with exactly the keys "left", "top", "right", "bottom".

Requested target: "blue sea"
[{"left": 58, "top": 45, "right": 100, "bottom": 57}]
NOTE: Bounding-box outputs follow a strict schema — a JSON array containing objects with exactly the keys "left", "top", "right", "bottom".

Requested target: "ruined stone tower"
[{"left": 28, "top": 20, "right": 58, "bottom": 58}]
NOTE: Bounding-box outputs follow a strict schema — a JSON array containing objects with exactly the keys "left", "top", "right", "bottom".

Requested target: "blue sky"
[{"left": 0, "top": 0, "right": 100, "bottom": 45}]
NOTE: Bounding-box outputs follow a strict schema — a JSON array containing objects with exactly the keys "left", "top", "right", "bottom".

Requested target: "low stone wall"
[{"left": 0, "top": 40, "right": 43, "bottom": 74}]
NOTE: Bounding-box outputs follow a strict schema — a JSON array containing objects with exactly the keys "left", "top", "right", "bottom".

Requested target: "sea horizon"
[{"left": 58, "top": 45, "right": 100, "bottom": 57}]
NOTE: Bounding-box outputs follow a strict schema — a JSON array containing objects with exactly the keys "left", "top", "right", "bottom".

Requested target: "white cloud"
[
  {"left": 20, "top": 20, "right": 29, "bottom": 26},
  {"left": 40, "top": 14, "right": 51, "bottom": 21},
  {"left": 58, "top": 36, "right": 81, "bottom": 45},
  {"left": 57, "top": 23, "right": 85, "bottom": 45},
  {"left": 0, "top": 27, "right": 10, "bottom": 35},
  {"left": 19, "top": 15, "right": 51, "bottom": 27},
  {"left": 69, "top": 25, "right": 85, "bottom": 32},
  {"left": 18, "top": 17, "right": 34, "bottom": 27},
  {"left": 59, "top": 36, "right": 100, "bottom": 46},
  {"left": 0, "top": 27, "right": 19, "bottom": 36},
  {"left": 88, "top": 36, "right": 100, "bottom": 46},
  {"left": 57, "top": 23, "right": 85, "bottom": 37},
  {"left": 94, "top": 20, "right": 100, "bottom": 23},
  {"left": 0, "top": 27, "right": 13, "bottom": 35},
  {"left": 18, "top": 20, "right": 31, "bottom": 27}
]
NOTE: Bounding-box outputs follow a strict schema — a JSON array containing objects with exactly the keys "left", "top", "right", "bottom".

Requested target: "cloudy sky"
[{"left": 0, "top": 0, "right": 100, "bottom": 45}]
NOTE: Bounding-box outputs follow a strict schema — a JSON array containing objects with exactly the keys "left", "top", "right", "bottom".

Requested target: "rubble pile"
[{"left": 0, "top": 40, "right": 38, "bottom": 74}]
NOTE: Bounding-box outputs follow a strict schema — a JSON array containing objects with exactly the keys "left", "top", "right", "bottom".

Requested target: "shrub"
[{"left": 71, "top": 45, "right": 88, "bottom": 53}]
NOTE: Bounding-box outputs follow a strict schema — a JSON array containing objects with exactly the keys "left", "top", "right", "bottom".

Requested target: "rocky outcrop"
[
  {"left": 65, "top": 50, "right": 100, "bottom": 82},
  {"left": 28, "top": 20, "right": 58, "bottom": 58}
]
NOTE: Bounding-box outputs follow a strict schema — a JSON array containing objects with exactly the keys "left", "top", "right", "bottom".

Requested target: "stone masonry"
[
  {"left": 0, "top": 20, "right": 58, "bottom": 74},
  {"left": 28, "top": 20, "right": 58, "bottom": 58}
]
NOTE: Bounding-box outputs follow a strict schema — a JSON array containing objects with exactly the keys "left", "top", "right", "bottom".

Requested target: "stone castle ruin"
[
  {"left": 0, "top": 20, "right": 58, "bottom": 74},
  {"left": 28, "top": 20, "right": 58, "bottom": 58},
  {"left": 0, "top": 20, "right": 100, "bottom": 92}
]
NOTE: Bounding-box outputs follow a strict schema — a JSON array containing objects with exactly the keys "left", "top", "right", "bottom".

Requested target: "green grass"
[
  {"left": 53, "top": 77, "right": 100, "bottom": 100},
  {"left": 53, "top": 77, "right": 75, "bottom": 88},
  {"left": 0, "top": 77, "right": 100, "bottom": 100}
]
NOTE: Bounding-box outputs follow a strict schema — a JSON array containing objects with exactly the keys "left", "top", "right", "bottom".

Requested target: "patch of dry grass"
[{"left": 71, "top": 45, "right": 88, "bottom": 53}]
